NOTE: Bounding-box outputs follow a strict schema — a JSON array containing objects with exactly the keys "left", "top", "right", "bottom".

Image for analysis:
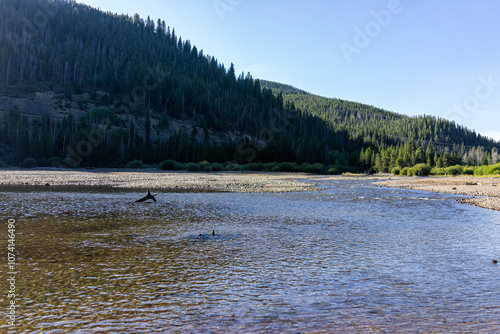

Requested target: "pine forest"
[{"left": 1, "top": 0, "right": 499, "bottom": 175}]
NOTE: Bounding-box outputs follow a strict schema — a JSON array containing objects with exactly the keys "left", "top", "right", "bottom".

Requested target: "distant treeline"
[{"left": 3, "top": 104, "right": 499, "bottom": 172}]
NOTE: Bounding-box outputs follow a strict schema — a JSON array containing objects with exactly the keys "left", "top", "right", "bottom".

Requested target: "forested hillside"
[
  {"left": 261, "top": 81, "right": 500, "bottom": 171},
  {"left": 0, "top": 0, "right": 498, "bottom": 173}
]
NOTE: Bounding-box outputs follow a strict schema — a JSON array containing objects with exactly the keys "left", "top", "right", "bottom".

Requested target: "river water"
[{"left": 1, "top": 178, "right": 499, "bottom": 333}]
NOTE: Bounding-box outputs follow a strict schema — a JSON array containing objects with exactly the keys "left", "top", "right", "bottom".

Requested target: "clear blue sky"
[{"left": 81, "top": 0, "right": 500, "bottom": 141}]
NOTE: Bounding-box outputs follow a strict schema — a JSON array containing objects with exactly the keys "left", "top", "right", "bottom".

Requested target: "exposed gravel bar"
[
  {"left": 2, "top": 169, "right": 499, "bottom": 210},
  {"left": 0, "top": 168, "right": 317, "bottom": 193},
  {"left": 374, "top": 176, "right": 500, "bottom": 211}
]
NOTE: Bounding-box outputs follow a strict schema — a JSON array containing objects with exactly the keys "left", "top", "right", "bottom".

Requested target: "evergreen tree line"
[
  {"left": 0, "top": 0, "right": 498, "bottom": 172},
  {"left": 261, "top": 81, "right": 500, "bottom": 171}
]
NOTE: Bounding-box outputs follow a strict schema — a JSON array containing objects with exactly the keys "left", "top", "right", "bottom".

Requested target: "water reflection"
[{"left": 1, "top": 179, "right": 499, "bottom": 333}]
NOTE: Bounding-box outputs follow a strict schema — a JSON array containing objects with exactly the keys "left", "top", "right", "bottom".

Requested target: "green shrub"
[
  {"left": 463, "top": 167, "right": 475, "bottom": 175},
  {"left": 36, "top": 158, "right": 48, "bottom": 167},
  {"left": 473, "top": 166, "right": 485, "bottom": 176},
  {"left": 20, "top": 157, "right": 37, "bottom": 168},
  {"left": 412, "top": 163, "right": 432, "bottom": 176},
  {"left": 211, "top": 163, "right": 225, "bottom": 171},
  {"left": 486, "top": 163, "right": 500, "bottom": 175},
  {"left": 472, "top": 164, "right": 500, "bottom": 176},
  {"left": 125, "top": 160, "right": 146, "bottom": 169},
  {"left": 300, "top": 163, "right": 326, "bottom": 174},
  {"left": 63, "top": 157, "right": 78, "bottom": 168},
  {"left": 278, "top": 162, "right": 298, "bottom": 172},
  {"left": 175, "top": 162, "right": 186, "bottom": 170},
  {"left": 199, "top": 161, "right": 213, "bottom": 172},
  {"left": 186, "top": 162, "right": 200, "bottom": 172},
  {"left": 159, "top": 160, "right": 176, "bottom": 170},
  {"left": 48, "top": 156, "right": 64, "bottom": 167},
  {"left": 445, "top": 165, "right": 463, "bottom": 176},
  {"left": 327, "top": 167, "right": 339, "bottom": 175},
  {"left": 263, "top": 162, "right": 278, "bottom": 172},
  {"left": 391, "top": 167, "right": 401, "bottom": 175},
  {"left": 224, "top": 163, "right": 236, "bottom": 171},
  {"left": 224, "top": 163, "right": 242, "bottom": 171},
  {"left": 314, "top": 163, "right": 327, "bottom": 174},
  {"left": 430, "top": 167, "right": 446, "bottom": 176},
  {"left": 247, "top": 162, "right": 264, "bottom": 171},
  {"left": 400, "top": 167, "right": 409, "bottom": 176},
  {"left": 326, "top": 164, "right": 348, "bottom": 175},
  {"left": 299, "top": 163, "right": 312, "bottom": 173}
]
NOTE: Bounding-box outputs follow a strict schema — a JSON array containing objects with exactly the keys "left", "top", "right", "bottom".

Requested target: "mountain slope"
[
  {"left": 261, "top": 80, "right": 499, "bottom": 169},
  {"left": 261, "top": 80, "right": 493, "bottom": 148},
  {"left": 0, "top": 0, "right": 498, "bottom": 171}
]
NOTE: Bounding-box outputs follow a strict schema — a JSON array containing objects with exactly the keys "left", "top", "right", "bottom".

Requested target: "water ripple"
[{"left": 1, "top": 180, "right": 500, "bottom": 333}]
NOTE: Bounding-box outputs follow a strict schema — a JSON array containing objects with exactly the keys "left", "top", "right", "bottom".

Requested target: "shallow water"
[{"left": 1, "top": 179, "right": 500, "bottom": 333}]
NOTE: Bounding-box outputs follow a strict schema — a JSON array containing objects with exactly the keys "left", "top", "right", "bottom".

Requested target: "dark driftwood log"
[{"left": 135, "top": 189, "right": 157, "bottom": 202}]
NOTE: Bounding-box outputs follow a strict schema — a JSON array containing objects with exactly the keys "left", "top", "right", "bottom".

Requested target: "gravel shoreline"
[
  {"left": 374, "top": 176, "right": 500, "bottom": 211},
  {"left": 0, "top": 168, "right": 317, "bottom": 193},
  {"left": 1, "top": 169, "right": 499, "bottom": 211}
]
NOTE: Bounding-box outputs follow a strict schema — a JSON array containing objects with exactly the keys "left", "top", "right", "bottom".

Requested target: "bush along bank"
[
  {"left": 391, "top": 163, "right": 500, "bottom": 177},
  {"left": 158, "top": 160, "right": 356, "bottom": 175}
]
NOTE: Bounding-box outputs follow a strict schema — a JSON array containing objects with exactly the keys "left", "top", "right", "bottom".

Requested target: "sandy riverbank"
[
  {"left": 0, "top": 168, "right": 318, "bottom": 193},
  {"left": 374, "top": 176, "right": 500, "bottom": 211}
]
